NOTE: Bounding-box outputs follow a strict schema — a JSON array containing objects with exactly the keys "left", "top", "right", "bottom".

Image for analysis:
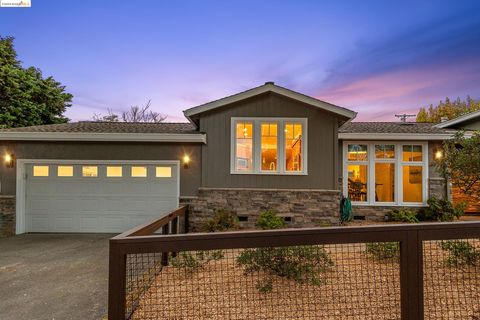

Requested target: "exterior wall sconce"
[
  {"left": 182, "top": 154, "right": 191, "bottom": 169},
  {"left": 435, "top": 149, "right": 443, "bottom": 160},
  {"left": 4, "top": 153, "right": 15, "bottom": 168}
]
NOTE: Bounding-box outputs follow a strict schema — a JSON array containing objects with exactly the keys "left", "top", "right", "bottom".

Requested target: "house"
[{"left": 0, "top": 82, "right": 478, "bottom": 236}]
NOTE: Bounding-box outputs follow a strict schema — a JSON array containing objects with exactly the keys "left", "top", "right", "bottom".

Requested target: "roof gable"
[{"left": 183, "top": 82, "right": 357, "bottom": 124}]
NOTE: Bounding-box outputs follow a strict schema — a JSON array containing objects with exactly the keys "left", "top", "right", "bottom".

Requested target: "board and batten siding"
[
  {"left": 0, "top": 141, "right": 201, "bottom": 197},
  {"left": 199, "top": 92, "right": 341, "bottom": 190}
]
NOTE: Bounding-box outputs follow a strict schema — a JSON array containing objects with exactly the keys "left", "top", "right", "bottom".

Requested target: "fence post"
[
  {"left": 400, "top": 230, "right": 424, "bottom": 320},
  {"left": 184, "top": 205, "right": 190, "bottom": 233},
  {"left": 161, "top": 224, "right": 169, "bottom": 266},
  {"left": 108, "top": 241, "right": 127, "bottom": 320}
]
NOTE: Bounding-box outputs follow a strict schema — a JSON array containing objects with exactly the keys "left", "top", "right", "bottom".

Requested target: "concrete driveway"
[{"left": 0, "top": 234, "right": 112, "bottom": 320}]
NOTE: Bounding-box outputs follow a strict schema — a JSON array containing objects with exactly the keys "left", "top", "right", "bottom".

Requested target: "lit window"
[
  {"left": 261, "top": 123, "right": 278, "bottom": 171},
  {"left": 106, "top": 166, "right": 122, "bottom": 177},
  {"left": 375, "top": 163, "right": 395, "bottom": 202},
  {"left": 156, "top": 166, "right": 172, "bottom": 178},
  {"left": 347, "top": 144, "right": 368, "bottom": 161},
  {"left": 375, "top": 145, "right": 395, "bottom": 159},
  {"left": 33, "top": 165, "right": 49, "bottom": 177},
  {"left": 57, "top": 166, "right": 73, "bottom": 177},
  {"left": 131, "top": 166, "right": 147, "bottom": 177},
  {"left": 403, "top": 166, "right": 423, "bottom": 202},
  {"left": 82, "top": 166, "right": 98, "bottom": 177},
  {"left": 235, "top": 122, "right": 253, "bottom": 172},
  {"left": 402, "top": 145, "right": 423, "bottom": 162},
  {"left": 347, "top": 165, "right": 368, "bottom": 202},
  {"left": 285, "top": 123, "right": 303, "bottom": 171}
]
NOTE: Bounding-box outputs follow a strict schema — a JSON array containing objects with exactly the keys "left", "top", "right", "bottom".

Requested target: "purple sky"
[{"left": 1, "top": 0, "right": 480, "bottom": 122}]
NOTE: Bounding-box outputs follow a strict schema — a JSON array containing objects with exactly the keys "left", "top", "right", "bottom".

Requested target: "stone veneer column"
[{"left": 0, "top": 196, "right": 15, "bottom": 238}]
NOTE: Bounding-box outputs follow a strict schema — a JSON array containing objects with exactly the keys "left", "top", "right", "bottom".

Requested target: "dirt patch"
[{"left": 131, "top": 241, "right": 479, "bottom": 320}]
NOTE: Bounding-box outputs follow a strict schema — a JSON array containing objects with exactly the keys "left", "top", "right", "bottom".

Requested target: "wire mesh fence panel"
[
  {"left": 125, "top": 253, "right": 163, "bottom": 318},
  {"left": 423, "top": 238, "right": 480, "bottom": 320},
  {"left": 126, "top": 243, "right": 401, "bottom": 320}
]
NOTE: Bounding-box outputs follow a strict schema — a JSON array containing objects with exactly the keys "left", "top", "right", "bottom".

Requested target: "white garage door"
[{"left": 24, "top": 162, "right": 179, "bottom": 233}]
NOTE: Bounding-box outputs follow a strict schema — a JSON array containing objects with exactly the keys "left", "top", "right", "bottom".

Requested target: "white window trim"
[
  {"left": 342, "top": 141, "right": 429, "bottom": 207},
  {"left": 230, "top": 117, "right": 308, "bottom": 175}
]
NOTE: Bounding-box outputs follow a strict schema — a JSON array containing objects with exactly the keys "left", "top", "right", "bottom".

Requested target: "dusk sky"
[{"left": 1, "top": 0, "right": 480, "bottom": 122}]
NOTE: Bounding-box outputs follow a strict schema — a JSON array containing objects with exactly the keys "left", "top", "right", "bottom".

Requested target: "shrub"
[
  {"left": 236, "top": 245, "right": 334, "bottom": 292},
  {"left": 366, "top": 242, "right": 399, "bottom": 261},
  {"left": 170, "top": 250, "right": 224, "bottom": 271},
  {"left": 256, "top": 210, "right": 287, "bottom": 230},
  {"left": 440, "top": 240, "right": 480, "bottom": 267},
  {"left": 388, "top": 209, "right": 419, "bottom": 223},
  {"left": 202, "top": 209, "right": 240, "bottom": 232},
  {"left": 417, "top": 197, "right": 465, "bottom": 222}
]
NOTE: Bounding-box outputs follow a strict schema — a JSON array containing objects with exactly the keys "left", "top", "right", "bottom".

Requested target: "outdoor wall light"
[
  {"left": 435, "top": 149, "right": 443, "bottom": 160},
  {"left": 182, "top": 154, "right": 191, "bottom": 169},
  {"left": 4, "top": 153, "right": 15, "bottom": 168}
]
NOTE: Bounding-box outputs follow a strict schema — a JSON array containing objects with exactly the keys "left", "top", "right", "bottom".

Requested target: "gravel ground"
[{"left": 130, "top": 241, "right": 479, "bottom": 320}]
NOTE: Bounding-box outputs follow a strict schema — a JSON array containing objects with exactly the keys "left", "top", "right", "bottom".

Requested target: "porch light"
[
  {"left": 182, "top": 154, "right": 191, "bottom": 169},
  {"left": 4, "top": 153, "right": 14, "bottom": 168},
  {"left": 435, "top": 150, "right": 443, "bottom": 160}
]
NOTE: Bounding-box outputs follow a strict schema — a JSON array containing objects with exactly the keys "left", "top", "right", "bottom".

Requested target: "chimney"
[{"left": 440, "top": 116, "right": 448, "bottom": 122}]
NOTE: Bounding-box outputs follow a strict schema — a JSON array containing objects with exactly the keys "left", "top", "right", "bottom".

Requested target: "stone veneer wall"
[
  {"left": 180, "top": 188, "right": 341, "bottom": 231},
  {"left": 0, "top": 196, "right": 15, "bottom": 238},
  {"left": 350, "top": 178, "right": 448, "bottom": 221}
]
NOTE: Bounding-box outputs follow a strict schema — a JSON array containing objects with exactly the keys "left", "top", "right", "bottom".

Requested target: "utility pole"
[{"left": 395, "top": 114, "right": 416, "bottom": 122}]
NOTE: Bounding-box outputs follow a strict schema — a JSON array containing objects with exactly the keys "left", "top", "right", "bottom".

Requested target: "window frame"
[
  {"left": 231, "top": 117, "right": 308, "bottom": 175},
  {"left": 343, "top": 141, "right": 428, "bottom": 206}
]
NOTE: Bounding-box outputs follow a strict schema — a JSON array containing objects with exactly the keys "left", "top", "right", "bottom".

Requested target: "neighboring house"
[{"left": 0, "top": 82, "right": 477, "bottom": 236}]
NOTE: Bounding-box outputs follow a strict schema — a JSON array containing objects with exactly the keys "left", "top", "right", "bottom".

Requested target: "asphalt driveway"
[{"left": 0, "top": 234, "right": 112, "bottom": 320}]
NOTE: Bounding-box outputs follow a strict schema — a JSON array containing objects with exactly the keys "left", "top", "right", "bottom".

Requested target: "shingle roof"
[
  {"left": 0, "top": 121, "right": 198, "bottom": 134},
  {"left": 339, "top": 122, "right": 455, "bottom": 134}
]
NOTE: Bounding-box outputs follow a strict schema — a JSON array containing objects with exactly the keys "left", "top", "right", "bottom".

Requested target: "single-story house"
[{"left": 0, "top": 82, "right": 478, "bottom": 236}]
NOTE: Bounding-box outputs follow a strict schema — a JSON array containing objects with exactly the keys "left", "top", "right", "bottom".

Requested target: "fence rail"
[{"left": 109, "top": 211, "right": 480, "bottom": 320}]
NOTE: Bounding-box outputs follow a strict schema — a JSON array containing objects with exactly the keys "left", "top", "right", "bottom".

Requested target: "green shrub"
[
  {"left": 366, "top": 242, "right": 400, "bottom": 261},
  {"left": 417, "top": 197, "right": 465, "bottom": 222},
  {"left": 236, "top": 245, "right": 334, "bottom": 292},
  {"left": 202, "top": 209, "right": 240, "bottom": 232},
  {"left": 388, "top": 209, "right": 419, "bottom": 223},
  {"left": 170, "top": 250, "right": 224, "bottom": 271},
  {"left": 256, "top": 210, "right": 287, "bottom": 230},
  {"left": 440, "top": 240, "right": 480, "bottom": 267}
]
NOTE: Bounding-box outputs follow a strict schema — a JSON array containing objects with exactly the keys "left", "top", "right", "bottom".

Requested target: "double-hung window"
[
  {"left": 231, "top": 118, "right": 307, "bottom": 175},
  {"left": 344, "top": 142, "right": 427, "bottom": 205}
]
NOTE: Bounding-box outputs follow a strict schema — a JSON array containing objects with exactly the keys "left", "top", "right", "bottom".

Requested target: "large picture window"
[
  {"left": 232, "top": 118, "right": 307, "bottom": 175},
  {"left": 344, "top": 142, "right": 427, "bottom": 205}
]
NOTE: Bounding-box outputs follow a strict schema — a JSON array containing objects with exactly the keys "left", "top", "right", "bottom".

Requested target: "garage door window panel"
[
  {"left": 131, "top": 166, "right": 147, "bottom": 177},
  {"left": 57, "top": 166, "right": 74, "bottom": 177},
  {"left": 107, "top": 166, "right": 123, "bottom": 177},
  {"left": 33, "top": 166, "right": 49, "bottom": 177},
  {"left": 156, "top": 166, "right": 172, "bottom": 178},
  {"left": 82, "top": 166, "right": 98, "bottom": 177}
]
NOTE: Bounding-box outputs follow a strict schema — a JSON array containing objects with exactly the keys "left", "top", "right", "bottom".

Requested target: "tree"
[
  {"left": 93, "top": 100, "right": 167, "bottom": 123},
  {"left": 416, "top": 96, "right": 480, "bottom": 123},
  {"left": 437, "top": 132, "right": 480, "bottom": 201},
  {"left": 0, "top": 36, "right": 72, "bottom": 128}
]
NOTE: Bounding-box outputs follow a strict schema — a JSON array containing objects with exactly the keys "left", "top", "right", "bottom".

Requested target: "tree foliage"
[
  {"left": 93, "top": 100, "right": 167, "bottom": 123},
  {"left": 0, "top": 36, "right": 72, "bottom": 128},
  {"left": 438, "top": 132, "right": 480, "bottom": 201},
  {"left": 416, "top": 96, "right": 480, "bottom": 123}
]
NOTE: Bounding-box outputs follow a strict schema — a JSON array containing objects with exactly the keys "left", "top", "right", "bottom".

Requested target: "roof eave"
[
  {"left": 338, "top": 132, "right": 464, "bottom": 141},
  {"left": 434, "top": 110, "right": 480, "bottom": 128},
  {"left": 0, "top": 132, "right": 207, "bottom": 143}
]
